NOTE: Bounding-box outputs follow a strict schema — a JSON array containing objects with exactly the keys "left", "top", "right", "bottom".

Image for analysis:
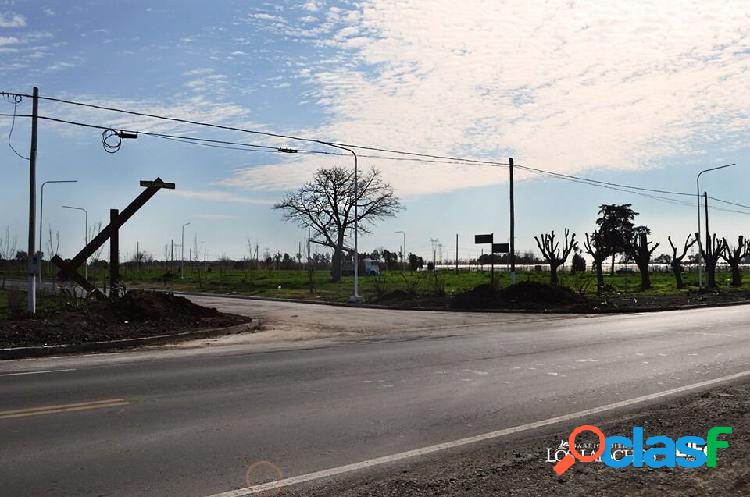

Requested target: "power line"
[
  {"left": 2, "top": 97, "right": 747, "bottom": 215},
  {"left": 518, "top": 165, "right": 750, "bottom": 216},
  {"left": 5, "top": 91, "right": 512, "bottom": 167},
  {"left": 4, "top": 91, "right": 742, "bottom": 200},
  {"left": 10, "top": 90, "right": 743, "bottom": 202}
]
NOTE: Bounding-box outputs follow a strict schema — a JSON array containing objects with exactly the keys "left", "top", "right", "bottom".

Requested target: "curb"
[
  {"left": 0, "top": 319, "right": 261, "bottom": 360},
  {"left": 173, "top": 290, "right": 750, "bottom": 315}
]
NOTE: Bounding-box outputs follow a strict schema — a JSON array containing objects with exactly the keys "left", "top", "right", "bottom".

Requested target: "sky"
[{"left": 1, "top": 0, "right": 749, "bottom": 263}]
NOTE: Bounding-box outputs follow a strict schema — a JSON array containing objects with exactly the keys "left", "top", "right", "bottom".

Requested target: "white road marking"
[
  {"left": 0, "top": 368, "right": 77, "bottom": 377},
  {"left": 204, "top": 369, "right": 750, "bottom": 497}
]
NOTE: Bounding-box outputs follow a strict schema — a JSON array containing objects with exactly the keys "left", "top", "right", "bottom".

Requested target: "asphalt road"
[{"left": 1, "top": 297, "right": 749, "bottom": 497}]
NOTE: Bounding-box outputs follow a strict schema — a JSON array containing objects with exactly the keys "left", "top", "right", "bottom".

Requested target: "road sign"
[
  {"left": 492, "top": 242, "right": 510, "bottom": 254},
  {"left": 474, "top": 234, "right": 493, "bottom": 244}
]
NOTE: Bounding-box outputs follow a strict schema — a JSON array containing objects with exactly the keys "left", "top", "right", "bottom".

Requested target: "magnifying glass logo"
[{"left": 553, "top": 424, "right": 606, "bottom": 476}]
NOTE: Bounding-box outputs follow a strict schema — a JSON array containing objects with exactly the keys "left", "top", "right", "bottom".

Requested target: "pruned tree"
[
  {"left": 584, "top": 231, "right": 606, "bottom": 294},
  {"left": 667, "top": 235, "right": 696, "bottom": 289},
  {"left": 534, "top": 229, "right": 577, "bottom": 286},
  {"left": 274, "top": 166, "right": 402, "bottom": 282},
  {"left": 721, "top": 236, "right": 750, "bottom": 287},
  {"left": 627, "top": 227, "right": 659, "bottom": 290},
  {"left": 700, "top": 233, "right": 724, "bottom": 289}
]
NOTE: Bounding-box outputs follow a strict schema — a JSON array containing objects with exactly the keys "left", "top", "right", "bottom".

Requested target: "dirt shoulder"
[{"left": 286, "top": 379, "right": 750, "bottom": 496}]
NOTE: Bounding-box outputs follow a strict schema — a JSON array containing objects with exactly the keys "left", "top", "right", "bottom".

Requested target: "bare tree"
[
  {"left": 534, "top": 229, "right": 577, "bottom": 286},
  {"left": 89, "top": 222, "right": 105, "bottom": 262},
  {"left": 584, "top": 231, "right": 606, "bottom": 294},
  {"left": 627, "top": 228, "right": 659, "bottom": 290},
  {"left": 700, "top": 233, "right": 724, "bottom": 289},
  {"left": 46, "top": 227, "right": 60, "bottom": 278},
  {"left": 274, "top": 166, "right": 402, "bottom": 282},
  {"left": 667, "top": 235, "right": 696, "bottom": 289},
  {"left": 721, "top": 236, "right": 750, "bottom": 287},
  {"left": 0, "top": 226, "right": 17, "bottom": 261}
]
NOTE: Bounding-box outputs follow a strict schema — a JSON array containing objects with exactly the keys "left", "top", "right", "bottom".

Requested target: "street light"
[
  {"left": 62, "top": 205, "right": 88, "bottom": 280},
  {"left": 395, "top": 231, "right": 406, "bottom": 271},
  {"left": 696, "top": 163, "right": 735, "bottom": 288},
  {"left": 181, "top": 221, "right": 190, "bottom": 279},
  {"left": 39, "top": 180, "right": 77, "bottom": 282}
]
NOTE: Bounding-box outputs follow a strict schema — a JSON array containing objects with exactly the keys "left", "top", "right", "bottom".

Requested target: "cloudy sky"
[{"left": 1, "top": 0, "right": 749, "bottom": 262}]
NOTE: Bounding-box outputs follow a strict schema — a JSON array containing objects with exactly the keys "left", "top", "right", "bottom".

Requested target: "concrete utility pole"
[
  {"left": 27, "top": 87, "right": 39, "bottom": 313},
  {"left": 181, "top": 222, "right": 190, "bottom": 279},
  {"left": 696, "top": 163, "right": 734, "bottom": 288},
  {"left": 704, "top": 192, "right": 710, "bottom": 257},
  {"left": 509, "top": 157, "right": 516, "bottom": 285}
]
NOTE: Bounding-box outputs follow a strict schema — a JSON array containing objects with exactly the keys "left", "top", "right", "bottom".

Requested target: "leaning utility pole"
[
  {"left": 509, "top": 157, "right": 516, "bottom": 285},
  {"left": 27, "top": 87, "right": 39, "bottom": 314}
]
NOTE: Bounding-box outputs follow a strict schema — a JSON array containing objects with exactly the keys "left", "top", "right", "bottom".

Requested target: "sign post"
[{"left": 475, "top": 233, "right": 494, "bottom": 284}]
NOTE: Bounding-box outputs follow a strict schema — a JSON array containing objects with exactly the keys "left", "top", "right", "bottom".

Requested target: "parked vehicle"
[{"left": 342, "top": 257, "right": 381, "bottom": 276}]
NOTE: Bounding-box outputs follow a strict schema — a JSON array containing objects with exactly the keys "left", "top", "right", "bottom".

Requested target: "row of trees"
[{"left": 534, "top": 204, "right": 750, "bottom": 292}]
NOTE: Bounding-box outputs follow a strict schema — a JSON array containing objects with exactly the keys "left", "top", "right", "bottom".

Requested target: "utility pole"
[
  {"left": 181, "top": 222, "right": 190, "bottom": 279},
  {"left": 704, "top": 192, "right": 710, "bottom": 257},
  {"left": 171, "top": 239, "right": 174, "bottom": 273},
  {"left": 27, "top": 87, "right": 39, "bottom": 313},
  {"left": 509, "top": 157, "right": 516, "bottom": 285},
  {"left": 136, "top": 241, "right": 140, "bottom": 272},
  {"left": 455, "top": 234, "right": 459, "bottom": 274}
]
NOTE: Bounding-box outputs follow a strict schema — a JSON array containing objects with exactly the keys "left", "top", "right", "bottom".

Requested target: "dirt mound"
[
  {"left": 452, "top": 282, "right": 586, "bottom": 309},
  {"left": 451, "top": 284, "right": 501, "bottom": 309},
  {"left": 101, "top": 290, "right": 220, "bottom": 322},
  {"left": 501, "top": 281, "right": 585, "bottom": 305},
  {"left": 0, "top": 290, "right": 246, "bottom": 348}
]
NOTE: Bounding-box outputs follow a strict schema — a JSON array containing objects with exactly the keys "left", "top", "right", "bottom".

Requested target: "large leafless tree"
[{"left": 274, "top": 166, "right": 402, "bottom": 282}]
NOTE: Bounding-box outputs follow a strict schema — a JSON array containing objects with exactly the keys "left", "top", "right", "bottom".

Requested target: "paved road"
[{"left": 1, "top": 297, "right": 749, "bottom": 497}]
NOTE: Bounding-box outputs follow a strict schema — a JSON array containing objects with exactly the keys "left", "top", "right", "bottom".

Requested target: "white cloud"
[
  {"left": 303, "top": 1, "right": 322, "bottom": 12},
  {"left": 0, "top": 13, "right": 26, "bottom": 28},
  {"left": 234, "top": 0, "right": 750, "bottom": 196},
  {"left": 0, "top": 36, "right": 20, "bottom": 46}
]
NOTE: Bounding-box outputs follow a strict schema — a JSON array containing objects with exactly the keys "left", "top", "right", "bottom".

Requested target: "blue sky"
[{"left": 1, "top": 0, "right": 749, "bottom": 263}]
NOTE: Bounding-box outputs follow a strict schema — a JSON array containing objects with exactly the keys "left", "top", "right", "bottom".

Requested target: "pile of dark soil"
[
  {"left": 452, "top": 281, "right": 587, "bottom": 310},
  {"left": 88, "top": 290, "right": 221, "bottom": 322},
  {"left": 0, "top": 290, "right": 248, "bottom": 348}
]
